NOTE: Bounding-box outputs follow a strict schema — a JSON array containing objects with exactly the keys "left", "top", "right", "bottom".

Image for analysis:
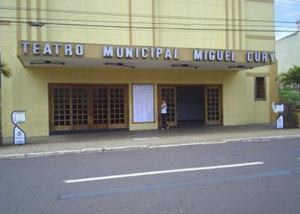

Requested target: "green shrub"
[
  {"left": 283, "top": 111, "right": 298, "bottom": 128},
  {"left": 279, "top": 89, "right": 300, "bottom": 111}
]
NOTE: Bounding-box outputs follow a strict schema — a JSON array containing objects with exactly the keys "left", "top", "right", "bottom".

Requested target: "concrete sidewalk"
[{"left": 1, "top": 124, "right": 300, "bottom": 159}]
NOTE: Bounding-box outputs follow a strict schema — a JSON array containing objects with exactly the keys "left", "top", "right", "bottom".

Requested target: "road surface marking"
[
  {"left": 59, "top": 170, "right": 291, "bottom": 200},
  {"left": 64, "top": 161, "right": 264, "bottom": 184},
  {"left": 133, "top": 137, "right": 159, "bottom": 141}
]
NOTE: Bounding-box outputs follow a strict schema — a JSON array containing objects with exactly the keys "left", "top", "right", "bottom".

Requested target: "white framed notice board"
[{"left": 133, "top": 84, "right": 154, "bottom": 123}]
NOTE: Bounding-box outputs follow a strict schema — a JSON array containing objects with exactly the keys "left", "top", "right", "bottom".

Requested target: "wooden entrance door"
[
  {"left": 50, "top": 86, "right": 72, "bottom": 131},
  {"left": 159, "top": 86, "right": 177, "bottom": 127},
  {"left": 49, "top": 84, "right": 128, "bottom": 131},
  {"left": 72, "top": 87, "right": 89, "bottom": 130},
  {"left": 91, "top": 87, "right": 108, "bottom": 129},
  {"left": 205, "top": 86, "right": 222, "bottom": 125},
  {"left": 108, "top": 87, "right": 127, "bottom": 129}
]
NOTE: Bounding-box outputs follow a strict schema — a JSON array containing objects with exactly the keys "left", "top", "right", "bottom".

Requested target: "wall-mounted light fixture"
[
  {"left": 228, "top": 65, "right": 253, "bottom": 70},
  {"left": 105, "top": 62, "right": 135, "bottom": 69},
  {"left": 30, "top": 61, "right": 65, "bottom": 65},
  {"left": 171, "top": 64, "right": 198, "bottom": 69},
  {"left": 28, "top": 21, "right": 45, "bottom": 27}
]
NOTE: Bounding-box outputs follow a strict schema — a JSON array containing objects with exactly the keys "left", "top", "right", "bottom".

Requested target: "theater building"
[{"left": 0, "top": 0, "right": 277, "bottom": 138}]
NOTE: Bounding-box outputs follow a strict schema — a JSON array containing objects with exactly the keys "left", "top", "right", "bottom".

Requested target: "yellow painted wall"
[
  {"left": 223, "top": 66, "right": 271, "bottom": 126},
  {"left": 1, "top": 0, "right": 276, "bottom": 137},
  {"left": 0, "top": 1, "right": 14, "bottom": 138},
  {"left": 3, "top": 0, "right": 276, "bottom": 49},
  {"left": 45, "top": 0, "right": 130, "bottom": 45},
  {"left": 244, "top": 0, "right": 275, "bottom": 52}
]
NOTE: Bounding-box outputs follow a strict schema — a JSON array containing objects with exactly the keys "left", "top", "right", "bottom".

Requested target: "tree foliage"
[
  {"left": 277, "top": 66, "right": 300, "bottom": 112},
  {"left": 279, "top": 89, "right": 300, "bottom": 108},
  {"left": 277, "top": 65, "right": 300, "bottom": 89}
]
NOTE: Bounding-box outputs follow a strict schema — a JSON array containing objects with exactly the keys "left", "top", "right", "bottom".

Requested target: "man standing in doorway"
[{"left": 160, "top": 99, "right": 168, "bottom": 130}]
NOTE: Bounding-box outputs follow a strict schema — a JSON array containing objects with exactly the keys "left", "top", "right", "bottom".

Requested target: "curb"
[{"left": 1, "top": 134, "right": 300, "bottom": 160}]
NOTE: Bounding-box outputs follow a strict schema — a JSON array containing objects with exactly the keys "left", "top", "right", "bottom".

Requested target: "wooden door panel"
[
  {"left": 108, "top": 87, "right": 127, "bottom": 129},
  {"left": 90, "top": 87, "right": 108, "bottom": 129},
  {"left": 72, "top": 87, "right": 89, "bottom": 130},
  {"left": 49, "top": 84, "right": 128, "bottom": 131},
  {"left": 205, "top": 87, "right": 222, "bottom": 125},
  {"left": 50, "top": 86, "right": 72, "bottom": 131}
]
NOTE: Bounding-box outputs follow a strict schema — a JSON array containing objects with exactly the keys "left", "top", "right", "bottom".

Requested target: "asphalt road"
[{"left": 0, "top": 137, "right": 300, "bottom": 214}]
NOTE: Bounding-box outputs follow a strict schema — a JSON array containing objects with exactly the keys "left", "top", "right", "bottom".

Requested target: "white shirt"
[{"left": 161, "top": 103, "right": 167, "bottom": 114}]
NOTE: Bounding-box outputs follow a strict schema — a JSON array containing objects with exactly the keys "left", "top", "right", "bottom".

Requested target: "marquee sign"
[{"left": 19, "top": 41, "right": 276, "bottom": 64}]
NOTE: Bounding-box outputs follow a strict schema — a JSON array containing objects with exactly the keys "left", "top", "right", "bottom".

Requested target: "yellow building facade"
[{"left": 1, "top": 0, "right": 277, "bottom": 138}]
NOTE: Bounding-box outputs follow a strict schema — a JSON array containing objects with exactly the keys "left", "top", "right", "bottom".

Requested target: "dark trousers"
[{"left": 161, "top": 113, "right": 167, "bottom": 129}]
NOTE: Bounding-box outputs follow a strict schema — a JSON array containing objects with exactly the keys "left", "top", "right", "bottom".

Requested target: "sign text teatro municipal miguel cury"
[{"left": 20, "top": 42, "right": 275, "bottom": 64}]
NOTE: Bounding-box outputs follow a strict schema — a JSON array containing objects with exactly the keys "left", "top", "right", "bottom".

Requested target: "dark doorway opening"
[{"left": 177, "top": 86, "right": 205, "bottom": 127}]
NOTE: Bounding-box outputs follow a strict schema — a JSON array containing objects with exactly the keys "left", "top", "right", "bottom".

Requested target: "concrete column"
[{"left": 269, "top": 62, "right": 279, "bottom": 123}]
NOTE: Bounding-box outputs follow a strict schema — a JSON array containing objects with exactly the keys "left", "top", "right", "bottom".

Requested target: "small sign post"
[
  {"left": 271, "top": 102, "right": 285, "bottom": 129},
  {"left": 11, "top": 111, "right": 26, "bottom": 145},
  {"left": 276, "top": 114, "right": 284, "bottom": 129}
]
